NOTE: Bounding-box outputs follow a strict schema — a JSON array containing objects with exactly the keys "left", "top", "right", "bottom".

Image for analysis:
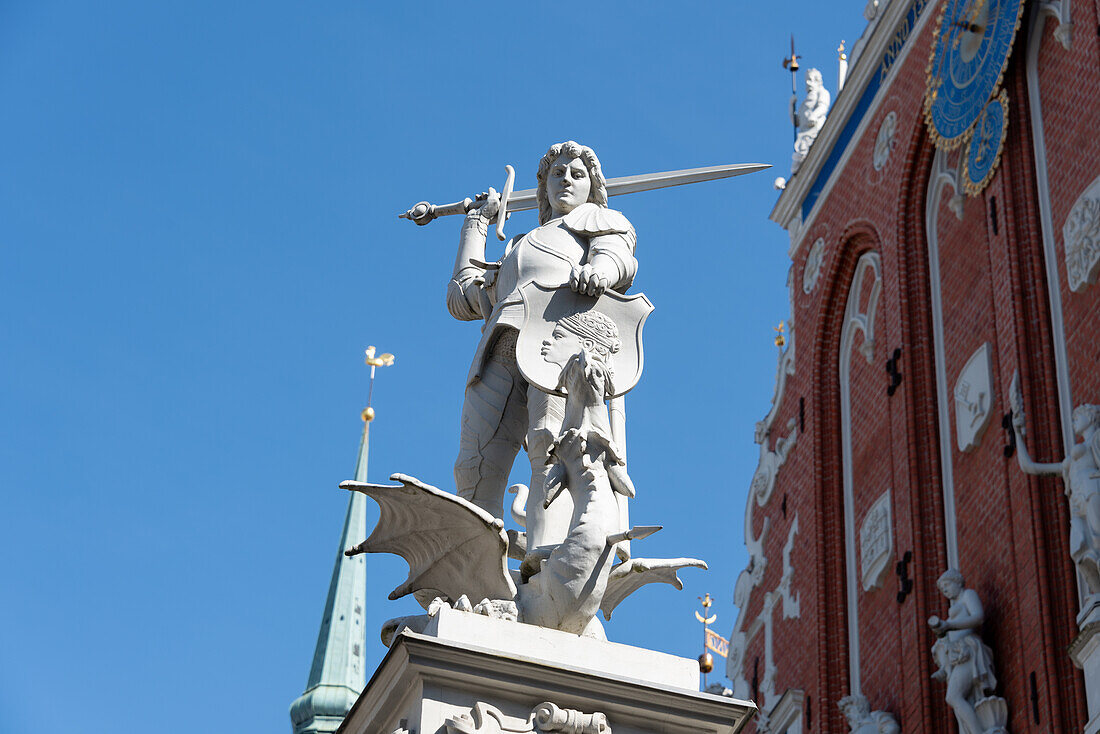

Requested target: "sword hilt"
[
  {"left": 400, "top": 165, "right": 515, "bottom": 235},
  {"left": 399, "top": 198, "right": 475, "bottom": 226}
]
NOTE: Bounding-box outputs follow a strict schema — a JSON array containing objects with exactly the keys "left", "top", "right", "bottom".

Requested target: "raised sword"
[{"left": 399, "top": 162, "right": 771, "bottom": 240}]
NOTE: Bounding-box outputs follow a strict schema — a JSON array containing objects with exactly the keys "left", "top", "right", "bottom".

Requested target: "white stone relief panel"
[
  {"left": 953, "top": 342, "right": 994, "bottom": 453},
  {"left": 873, "top": 111, "right": 898, "bottom": 171},
  {"left": 1064, "top": 174, "right": 1100, "bottom": 291},
  {"left": 803, "top": 238, "right": 826, "bottom": 293},
  {"left": 859, "top": 490, "right": 893, "bottom": 592}
]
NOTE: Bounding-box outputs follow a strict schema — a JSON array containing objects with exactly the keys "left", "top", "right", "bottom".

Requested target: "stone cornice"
[{"left": 339, "top": 630, "right": 757, "bottom": 734}]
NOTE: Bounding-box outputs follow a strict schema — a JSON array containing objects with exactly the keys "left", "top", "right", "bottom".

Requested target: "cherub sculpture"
[{"left": 927, "top": 570, "right": 1007, "bottom": 734}]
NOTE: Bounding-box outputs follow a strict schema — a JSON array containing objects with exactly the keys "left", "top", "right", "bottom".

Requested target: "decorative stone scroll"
[
  {"left": 873, "top": 111, "right": 897, "bottom": 171},
  {"left": 803, "top": 238, "right": 826, "bottom": 293},
  {"left": 445, "top": 702, "right": 610, "bottom": 734},
  {"left": 1064, "top": 174, "right": 1100, "bottom": 292},
  {"left": 859, "top": 490, "right": 893, "bottom": 591}
]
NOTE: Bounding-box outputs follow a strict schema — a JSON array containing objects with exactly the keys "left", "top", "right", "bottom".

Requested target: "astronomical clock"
[{"left": 924, "top": 0, "right": 1025, "bottom": 194}]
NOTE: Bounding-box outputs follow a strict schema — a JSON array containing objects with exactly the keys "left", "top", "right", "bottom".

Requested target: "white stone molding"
[
  {"left": 954, "top": 343, "right": 996, "bottom": 453},
  {"left": 1026, "top": 0, "right": 1076, "bottom": 456},
  {"left": 838, "top": 694, "right": 900, "bottom": 733},
  {"left": 1039, "top": 0, "right": 1074, "bottom": 49},
  {"left": 752, "top": 419, "right": 799, "bottom": 507},
  {"left": 779, "top": 514, "right": 802, "bottom": 618},
  {"left": 760, "top": 592, "right": 779, "bottom": 708},
  {"left": 445, "top": 701, "right": 611, "bottom": 734},
  {"left": 873, "top": 111, "right": 898, "bottom": 171},
  {"left": 840, "top": 251, "right": 884, "bottom": 696},
  {"left": 1064, "top": 174, "right": 1100, "bottom": 291},
  {"left": 768, "top": 688, "right": 806, "bottom": 734},
  {"left": 803, "top": 238, "right": 827, "bottom": 293},
  {"left": 727, "top": 266, "right": 801, "bottom": 702},
  {"left": 727, "top": 513, "right": 801, "bottom": 703},
  {"left": 926, "top": 147, "right": 963, "bottom": 570},
  {"left": 859, "top": 490, "right": 893, "bottom": 591}
]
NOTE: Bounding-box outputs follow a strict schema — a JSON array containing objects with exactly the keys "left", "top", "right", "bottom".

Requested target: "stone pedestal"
[
  {"left": 1071, "top": 600, "right": 1100, "bottom": 734},
  {"left": 337, "top": 608, "right": 756, "bottom": 734}
]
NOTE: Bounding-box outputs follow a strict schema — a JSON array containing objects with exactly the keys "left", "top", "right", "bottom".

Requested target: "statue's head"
[
  {"left": 936, "top": 568, "right": 964, "bottom": 598},
  {"left": 536, "top": 141, "right": 609, "bottom": 224},
  {"left": 838, "top": 695, "right": 870, "bottom": 724},
  {"left": 805, "top": 68, "right": 823, "bottom": 90},
  {"left": 541, "top": 310, "right": 621, "bottom": 373},
  {"left": 1072, "top": 404, "right": 1100, "bottom": 436}
]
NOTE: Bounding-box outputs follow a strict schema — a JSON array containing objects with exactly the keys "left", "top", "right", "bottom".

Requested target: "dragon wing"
[
  {"left": 342, "top": 473, "right": 516, "bottom": 609},
  {"left": 600, "top": 557, "right": 708, "bottom": 620}
]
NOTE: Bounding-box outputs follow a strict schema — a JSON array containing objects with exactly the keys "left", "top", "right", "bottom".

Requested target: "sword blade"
[{"left": 503, "top": 162, "right": 770, "bottom": 213}]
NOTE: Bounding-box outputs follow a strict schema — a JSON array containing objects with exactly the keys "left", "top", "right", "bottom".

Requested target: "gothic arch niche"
[{"left": 811, "top": 228, "right": 885, "bottom": 732}]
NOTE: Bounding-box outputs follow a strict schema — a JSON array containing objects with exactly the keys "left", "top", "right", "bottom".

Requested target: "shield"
[{"left": 517, "top": 281, "right": 653, "bottom": 398}]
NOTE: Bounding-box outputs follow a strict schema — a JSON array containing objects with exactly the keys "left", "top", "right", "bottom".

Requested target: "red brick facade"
[{"left": 729, "top": 1, "right": 1100, "bottom": 731}]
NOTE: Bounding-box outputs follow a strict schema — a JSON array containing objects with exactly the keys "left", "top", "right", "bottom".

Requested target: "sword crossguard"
[{"left": 495, "top": 165, "right": 515, "bottom": 241}]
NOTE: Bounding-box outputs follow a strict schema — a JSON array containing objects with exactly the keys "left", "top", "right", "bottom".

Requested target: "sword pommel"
[{"left": 399, "top": 198, "right": 475, "bottom": 226}]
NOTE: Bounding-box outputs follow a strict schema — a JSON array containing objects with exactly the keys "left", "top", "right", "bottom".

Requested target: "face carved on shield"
[{"left": 540, "top": 310, "right": 622, "bottom": 373}]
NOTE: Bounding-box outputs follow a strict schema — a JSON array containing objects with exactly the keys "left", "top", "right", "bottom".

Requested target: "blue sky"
[{"left": 2, "top": 3, "right": 861, "bottom": 732}]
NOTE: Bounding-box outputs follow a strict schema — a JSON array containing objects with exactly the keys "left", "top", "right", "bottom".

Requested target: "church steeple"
[{"left": 289, "top": 348, "right": 394, "bottom": 734}]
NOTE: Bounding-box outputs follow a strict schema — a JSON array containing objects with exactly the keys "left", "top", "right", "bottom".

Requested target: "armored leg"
[
  {"left": 455, "top": 348, "right": 528, "bottom": 519},
  {"left": 524, "top": 384, "right": 567, "bottom": 551}
]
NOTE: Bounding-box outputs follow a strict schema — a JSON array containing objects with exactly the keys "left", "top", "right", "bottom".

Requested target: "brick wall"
[{"left": 735, "top": 3, "right": 1099, "bottom": 730}]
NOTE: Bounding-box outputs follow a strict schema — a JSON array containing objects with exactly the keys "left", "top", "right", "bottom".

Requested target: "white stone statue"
[
  {"left": 1012, "top": 386, "right": 1100, "bottom": 595},
  {"left": 837, "top": 695, "right": 899, "bottom": 734},
  {"left": 927, "top": 569, "right": 1008, "bottom": 734},
  {"left": 445, "top": 141, "right": 638, "bottom": 561},
  {"left": 790, "top": 69, "right": 831, "bottom": 174}
]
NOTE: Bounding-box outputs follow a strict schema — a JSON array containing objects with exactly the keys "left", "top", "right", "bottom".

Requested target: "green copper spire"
[{"left": 290, "top": 348, "right": 394, "bottom": 733}]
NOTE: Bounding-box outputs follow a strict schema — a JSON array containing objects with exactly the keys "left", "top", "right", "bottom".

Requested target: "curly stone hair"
[
  {"left": 1072, "top": 404, "right": 1100, "bottom": 432},
  {"left": 936, "top": 568, "right": 964, "bottom": 594},
  {"left": 535, "top": 141, "right": 609, "bottom": 225}
]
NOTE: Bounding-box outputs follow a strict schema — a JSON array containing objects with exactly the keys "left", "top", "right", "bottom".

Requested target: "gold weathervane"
[
  {"left": 362, "top": 345, "right": 395, "bottom": 422},
  {"left": 695, "top": 593, "right": 718, "bottom": 684},
  {"left": 774, "top": 321, "right": 786, "bottom": 348}
]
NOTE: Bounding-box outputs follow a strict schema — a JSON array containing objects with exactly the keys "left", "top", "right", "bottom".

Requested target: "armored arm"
[
  {"left": 563, "top": 204, "right": 638, "bottom": 296},
  {"left": 588, "top": 229, "right": 638, "bottom": 292},
  {"left": 447, "top": 210, "right": 492, "bottom": 321}
]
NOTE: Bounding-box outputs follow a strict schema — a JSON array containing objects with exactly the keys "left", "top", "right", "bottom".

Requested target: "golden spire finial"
[
  {"left": 838, "top": 40, "right": 847, "bottom": 61},
  {"left": 774, "top": 321, "right": 786, "bottom": 348},
  {"left": 362, "top": 345, "right": 396, "bottom": 421},
  {"left": 694, "top": 593, "right": 718, "bottom": 684}
]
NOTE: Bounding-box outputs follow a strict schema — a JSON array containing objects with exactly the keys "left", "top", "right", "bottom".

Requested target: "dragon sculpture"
[{"left": 343, "top": 347, "right": 705, "bottom": 640}]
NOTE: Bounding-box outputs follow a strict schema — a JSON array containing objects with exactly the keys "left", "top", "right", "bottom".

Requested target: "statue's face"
[
  {"left": 541, "top": 325, "right": 585, "bottom": 369},
  {"left": 546, "top": 153, "right": 592, "bottom": 216},
  {"left": 1073, "top": 408, "right": 1095, "bottom": 435},
  {"left": 939, "top": 578, "right": 961, "bottom": 599}
]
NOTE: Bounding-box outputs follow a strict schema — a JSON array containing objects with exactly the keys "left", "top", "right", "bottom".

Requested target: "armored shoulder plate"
[{"left": 562, "top": 203, "right": 633, "bottom": 237}]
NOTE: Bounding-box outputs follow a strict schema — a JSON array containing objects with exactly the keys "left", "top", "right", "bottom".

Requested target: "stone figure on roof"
[{"left": 791, "top": 68, "right": 831, "bottom": 174}]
